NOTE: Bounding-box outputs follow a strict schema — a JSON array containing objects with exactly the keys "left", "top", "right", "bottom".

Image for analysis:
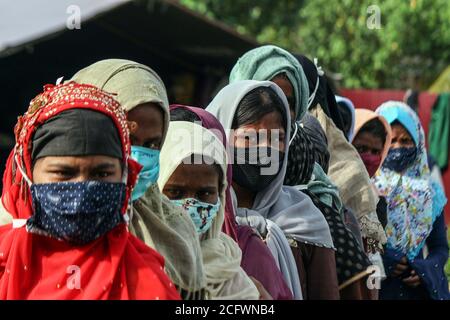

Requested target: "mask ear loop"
[
  {"left": 13, "top": 148, "right": 32, "bottom": 228},
  {"left": 307, "top": 58, "right": 324, "bottom": 109},
  {"left": 122, "top": 158, "right": 132, "bottom": 225},
  {"left": 14, "top": 148, "right": 32, "bottom": 187},
  {"left": 289, "top": 122, "right": 299, "bottom": 146}
]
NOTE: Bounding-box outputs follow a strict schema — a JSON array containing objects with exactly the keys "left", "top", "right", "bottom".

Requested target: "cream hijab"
[
  {"left": 70, "top": 59, "right": 205, "bottom": 297},
  {"left": 158, "top": 121, "right": 259, "bottom": 300}
]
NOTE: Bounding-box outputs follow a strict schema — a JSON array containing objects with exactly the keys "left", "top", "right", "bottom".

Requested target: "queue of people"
[{"left": 0, "top": 45, "right": 448, "bottom": 300}]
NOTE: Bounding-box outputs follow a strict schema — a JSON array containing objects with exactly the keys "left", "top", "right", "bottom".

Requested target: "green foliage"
[{"left": 180, "top": 0, "right": 450, "bottom": 89}]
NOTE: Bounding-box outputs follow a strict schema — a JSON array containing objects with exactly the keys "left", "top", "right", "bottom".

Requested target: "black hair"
[
  {"left": 390, "top": 119, "right": 415, "bottom": 142},
  {"left": 337, "top": 102, "right": 352, "bottom": 136},
  {"left": 232, "top": 87, "right": 287, "bottom": 130},
  {"left": 170, "top": 107, "right": 201, "bottom": 122},
  {"left": 358, "top": 118, "right": 387, "bottom": 145}
]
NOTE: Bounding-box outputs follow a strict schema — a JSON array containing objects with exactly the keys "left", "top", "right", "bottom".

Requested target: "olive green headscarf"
[{"left": 71, "top": 59, "right": 206, "bottom": 298}]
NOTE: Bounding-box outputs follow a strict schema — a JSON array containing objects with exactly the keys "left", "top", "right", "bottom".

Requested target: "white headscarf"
[{"left": 158, "top": 121, "right": 259, "bottom": 300}]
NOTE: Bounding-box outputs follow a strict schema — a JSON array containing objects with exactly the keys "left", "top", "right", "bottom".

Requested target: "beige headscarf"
[
  {"left": 70, "top": 59, "right": 206, "bottom": 297},
  {"left": 310, "top": 104, "right": 387, "bottom": 250},
  {"left": 158, "top": 121, "right": 259, "bottom": 300},
  {"left": 353, "top": 108, "right": 392, "bottom": 168}
]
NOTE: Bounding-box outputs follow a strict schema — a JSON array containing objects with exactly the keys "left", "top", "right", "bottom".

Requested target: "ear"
[{"left": 127, "top": 120, "right": 138, "bottom": 134}]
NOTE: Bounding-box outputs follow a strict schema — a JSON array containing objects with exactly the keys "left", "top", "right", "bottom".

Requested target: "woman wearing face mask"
[
  {"left": 207, "top": 80, "right": 339, "bottom": 300},
  {"left": 373, "top": 101, "right": 449, "bottom": 300},
  {"left": 169, "top": 104, "right": 294, "bottom": 300},
  {"left": 229, "top": 46, "right": 385, "bottom": 259},
  {"left": 228, "top": 45, "right": 313, "bottom": 190},
  {"left": 352, "top": 108, "right": 393, "bottom": 230},
  {"left": 170, "top": 105, "right": 239, "bottom": 243},
  {"left": 70, "top": 59, "right": 205, "bottom": 299},
  {"left": 158, "top": 120, "right": 261, "bottom": 300},
  {"left": 0, "top": 82, "right": 180, "bottom": 299}
]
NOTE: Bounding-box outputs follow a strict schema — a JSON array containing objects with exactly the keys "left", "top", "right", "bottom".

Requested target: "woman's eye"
[
  {"left": 356, "top": 146, "right": 366, "bottom": 153},
  {"left": 144, "top": 142, "right": 160, "bottom": 150},
  {"left": 165, "top": 189, "right": 182, "bottom": 199},
  {"left": 96, "top": 171, "right": 112, "bottom": 178},
  {"left": 401, "top": 138, "right": 412, "bottom": 145},
  {"left": 198, "top": 191, "right": 215, "bottom": 203},
  {"left": 51, "top": 171, "right": 71, "bottom": 177}
]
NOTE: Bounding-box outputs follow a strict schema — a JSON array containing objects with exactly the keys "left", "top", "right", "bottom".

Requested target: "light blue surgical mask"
[
  {"left": 171, "top": 198, "right": 221, "bottom": 234},
  {"left": 131, "top": 146, "right": 160, "bottom": 201}
]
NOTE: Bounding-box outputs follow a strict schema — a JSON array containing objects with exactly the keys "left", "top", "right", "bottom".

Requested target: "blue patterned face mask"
[
  {"left": 382, "top": 146, "right": 417, "bottom": 173},
  {"left": 131, "top": 146, "right": 160, "bottom": 201},
  {"left": 171, "top": 198, "right": 221, "bottom": 234},
  {"left": 27, "top": 181, "right": 126, "bottom": 245}
]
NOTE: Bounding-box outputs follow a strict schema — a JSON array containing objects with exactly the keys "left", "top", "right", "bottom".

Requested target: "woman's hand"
[
  {"left": 250, "top": 276, "right": 273, "bottom": 300},
  {"left": 391, "top": 256, "right": 409, "bottom": 277},
  {"left": 402, "top": 270, "right": 421, "bottom": 288}
]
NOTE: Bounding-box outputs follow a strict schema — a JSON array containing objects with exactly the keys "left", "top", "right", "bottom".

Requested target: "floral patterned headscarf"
[{"left": 373, "top": 101, "right": 447, "bottom": 260}]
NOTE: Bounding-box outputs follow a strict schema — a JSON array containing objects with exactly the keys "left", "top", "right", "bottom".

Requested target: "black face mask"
[{"left": 232, "top": 147, "right": 284, "bottom": 192}]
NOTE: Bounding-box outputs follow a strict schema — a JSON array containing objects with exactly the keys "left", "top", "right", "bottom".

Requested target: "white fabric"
[{"left": 265, "top": 220, "right": 303, "bottom": 300}]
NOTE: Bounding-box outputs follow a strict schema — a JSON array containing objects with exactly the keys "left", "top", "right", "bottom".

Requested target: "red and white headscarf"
[{"left": 0, "top": 82, "right": 180, "bottom": 299}]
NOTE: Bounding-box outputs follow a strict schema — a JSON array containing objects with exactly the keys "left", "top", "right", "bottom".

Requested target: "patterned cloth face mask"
[
  {"left": 171, "top": 198, "right": 221, "bottom": 234},
  {"left": 27, "top": 181, "right": 126, "bottom": 245},
  {"left": 382, "top": 146, "right": 417, "bottom": 173}
]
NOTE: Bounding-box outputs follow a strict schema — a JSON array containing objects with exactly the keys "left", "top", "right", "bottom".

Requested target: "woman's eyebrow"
[
  {"left": 45, "top": 163, "right": 77, "bottom": 170},
  {"left": 164, "top": 182, "right": 188, "bottom": 189},
  {"left": 93, "top": 163, "right": 117, "bottom": 170}
]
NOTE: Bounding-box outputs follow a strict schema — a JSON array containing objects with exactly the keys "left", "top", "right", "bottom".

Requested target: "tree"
[{"left": 180, "top": 0, "right": 450, "bottom": 89}]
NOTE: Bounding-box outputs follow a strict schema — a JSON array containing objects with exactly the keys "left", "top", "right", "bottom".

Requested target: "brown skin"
[
  {"left": 163, "top": 163, "right": 273, "bottom": 300},
  {"left": 163, "top": 163, "right": 220, "bottom": 204},
  {"left": 352, "top": 131, "right": 384, "bottom": 156},
  {"left": 231, "top": 111, "right": 285, "bottom": 208},
  {"left": 164, "top": 162, "right": 220, "bottom": 243},
  {"left": 389, "top": 124, "right": 420, "bottom": 287},
  {"left": 32, "top": 155, "right": 122, "bottom": 183},
  {"left": 127, "top": 103, "right": 164, "bottom": 149},
  {"left": 231, "top": 111, "right": 286, "bottom": 150},
  {"left": 390, "top": 123, "right": 415, "bottom": 149},
  {"left": 271, "top": 74, "right": 295, "bottom": 121}
]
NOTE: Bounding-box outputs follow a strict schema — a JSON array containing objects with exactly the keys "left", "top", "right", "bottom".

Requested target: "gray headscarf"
[
  {"left": 206, "top": 80, "right": 334, "bottom": 248},
  {"left": 206, "top": 80, "right": 334, "bottom": 299}
]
